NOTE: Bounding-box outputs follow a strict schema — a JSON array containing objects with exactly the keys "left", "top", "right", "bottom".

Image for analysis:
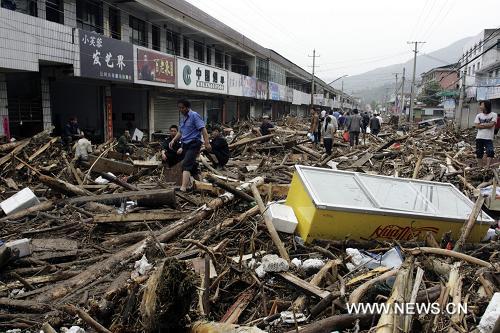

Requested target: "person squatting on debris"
[
  {"left": 321, "top": 113, "right": 338, "bottom": 155},
  {"left": 169, "top": 99, "right": 211, "bottom": 192},
  {"left": 161, "top": 125, "right": 183, "bottom": 167},
  {"left": 116, "top": 130, "right": 133, "bottom": 155},
  {"left": 208, "top": 126, "right": 230, "bottom": 169},
  {"left": 475, "top": 100, "right": 497, "bottom": 169},
  {"left": 256, "top": 115, "right": 275, "bottom": 140},
  {"left": 63, "top": 117, "right": 81, "bottom": 150},
  {"left": 369, "top": 113, "right": 381, "bottom": 136},
  {"left": 74, "top": 132, "right": 92, "bottom": 163},
  {"left": 346, "top": 108, "right": 362, "bottom": 148},
  {"left": 310, "top": 109, "right": 320, "bottom": 144}
]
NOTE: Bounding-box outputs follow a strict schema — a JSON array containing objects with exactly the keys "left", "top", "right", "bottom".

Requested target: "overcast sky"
[{"left": 185, "top": 0, "right": 500, "bottom": 82}]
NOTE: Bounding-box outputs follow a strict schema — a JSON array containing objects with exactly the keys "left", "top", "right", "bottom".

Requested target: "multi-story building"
[
  {"left": 0, "top": 0, "right": 356, "bottom": 141},
  {"left": 420, "top": 63, "right": 459, "bottom": 91},
  {"left": 457, "top": 28, "right": 500, "bottom": 128}
]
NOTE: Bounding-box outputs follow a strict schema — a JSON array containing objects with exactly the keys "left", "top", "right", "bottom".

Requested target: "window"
[
  {"left": 166, "top": 30, "right": 180, "bottom": 56},
  {"left": 193, "top": 41, "right": 204, "bottom": 62},
  {"left": 1, "top": 0, "right": 37, "bottom": 16},
  {"left": 224, "top": 54, "right": 230, "bottom": 70},
  {"left": 256, "top": 57, "right": 269, "bottom": 81},
  {"left": 206, "top": 46, "right": 212, "bottom": 64},
  {"left": 215, "top": 50, "right": 223, "bottom": 68},
  {"left": 46, "top": 0, "right": 63, "bottom": 23},
  {"left": 109, "top": 7, "right": 120, "bottom": 40},
  {"left": 129, "top": 16, "right": 147, "bottom": 46},
  {"left": 231, "top": 57, "right": 249, "bottom": 75},
  {"left": 77, "top": 0, "right": 103, "bottom": 33},
  {"left": 152, "top": 25, "right": 160, "bottom": 51},
  {"left": 183, "top": 37, "right": 190, "bottom": 58}
]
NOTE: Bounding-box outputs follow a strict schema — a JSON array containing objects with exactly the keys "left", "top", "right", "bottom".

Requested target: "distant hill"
[{"left": 330, "top": 37, "right": 473, "bottom": 103}]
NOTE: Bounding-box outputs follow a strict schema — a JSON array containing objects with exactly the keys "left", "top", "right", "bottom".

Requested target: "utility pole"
[
  {"left": 308, "top": 49, "right": 319, "bottom": 110},
  {"left": 407, "top": 41, "right": 425, "bottom": 123},
  {"left": 400, "top": 68, "right": 405, "bottom": 115},
  {"left": 456, "top": 67, "right": 467, "bottom": 130},
  {"left": 341, "top": 80, "right": 344, "bottom": 112},
  {"left": 392, "top": 72, "right": 399, "bottom": 112}
]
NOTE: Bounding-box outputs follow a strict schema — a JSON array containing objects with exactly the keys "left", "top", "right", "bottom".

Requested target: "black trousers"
[
  {"left": 182, "top": 140, "right": 202, "bottom": 175},
  {"left": 349, "top": 131, "right": 360, "bottom": 146},
  {"left": 323, "top": 138, "right": 333, "bottom": 155}
]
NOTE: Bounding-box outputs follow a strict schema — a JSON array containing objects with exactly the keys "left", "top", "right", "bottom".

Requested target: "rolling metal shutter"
[{"left": 154, "top": 97, "right": 179, "bottom": 133}]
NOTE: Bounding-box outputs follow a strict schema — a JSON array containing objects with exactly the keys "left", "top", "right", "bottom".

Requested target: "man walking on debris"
[
  {"left": 475, "top": 100, "right": 497, "bottom": 169},
  {"left": 161, "top": 125, "right": 183, "bottom": 167},
  {"left": 310, "top": 109, "right": 320, "bottom": 145},
  {"left": 346, "top": 108, "right": 362, "bottom": 148},
  {"left": 169, "top": 99, "right": 211, "bottom": 192},
  {"left": 321, "top": 114, "right": 337, "bottom": 155},
  {"left": 369, "top": 113, "right": 381, "bottom": 136}
]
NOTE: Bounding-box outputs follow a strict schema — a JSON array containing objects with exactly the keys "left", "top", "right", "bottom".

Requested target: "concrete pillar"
[
  {"left": 248, "top": 57, "right": 256, "bottom": 77},
  {"left": 41, "top": 77, "right": 53, "bottom": 131},
  {"left": 103, "top": 4, "right": 110, "bottom": 37},
  {"left": 146, "top": 22, "right": 152, "bottom": 49},
  {"left": 37, "top": 0, "right": 47, "bottom": 20},
  {"left": 160, "top": 28, "right": 167, "bottom": 53},
  {"left": 64, "top": 0, "right": 77, "bottom": 28},
  {"left": 121, "top": 12, "right": 130, "bottom": 43},
  {"left": 189, "top": 39, "right": 194, "bottom": 60},
  {"left": 148, "top": 91, "right": 155, "bottom": 139},
  {"left": 0, "top": 74, "right": 8, "bottom": 137},
  {"left": 250, "top": 103, "right": 256, "bottom": 119},
  {"left": 210, "top": 48, "right": 215, "bottom": 66},
  {"left": 180, "top": 35, "right": 185, "bottom": 58}
]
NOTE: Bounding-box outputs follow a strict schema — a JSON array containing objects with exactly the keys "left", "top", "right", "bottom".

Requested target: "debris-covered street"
[{"left": 0, "top": 116, "right": 499, "bottom": 333}]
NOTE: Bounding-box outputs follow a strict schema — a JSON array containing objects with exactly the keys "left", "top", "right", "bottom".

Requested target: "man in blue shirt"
[{"left": 169, "top": 99, "right": 211, "bottom": 191}]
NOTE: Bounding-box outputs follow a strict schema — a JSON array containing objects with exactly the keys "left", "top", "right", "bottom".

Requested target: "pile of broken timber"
[{"left": 0, "top": 118, "right": 498, "bottom": 333}]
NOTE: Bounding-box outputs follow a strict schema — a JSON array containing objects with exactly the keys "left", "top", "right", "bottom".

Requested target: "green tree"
[{"left": 419, "top": 81, "right": 442, "bottom": 107}]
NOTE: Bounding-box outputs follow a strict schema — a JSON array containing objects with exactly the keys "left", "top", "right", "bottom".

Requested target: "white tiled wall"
[
  {"left": 41, "top": 77, "right": 52, "bottom": 130},
  {"left": 0, "top": 8, "right": 78, "bottom": 72}
]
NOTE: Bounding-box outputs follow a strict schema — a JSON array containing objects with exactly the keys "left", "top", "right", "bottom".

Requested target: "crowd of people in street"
[{"left": 307, "top": 107, "right": 383, "bottom": 155}]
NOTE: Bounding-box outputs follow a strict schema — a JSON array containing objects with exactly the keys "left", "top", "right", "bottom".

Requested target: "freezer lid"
[{"left": 294, "top": 165, "right": 494, "bottom": 223}]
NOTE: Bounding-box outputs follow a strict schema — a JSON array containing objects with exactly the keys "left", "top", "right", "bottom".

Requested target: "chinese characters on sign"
[
  {"left": 135, "top": 47, "right": 175, "bottom": 86},
  {"left": 176, "top": 58, "right": 228, "bottom": 94},
  {"left": 256, "top": 80, "right": 268, "bottom": 100},
  {"left": 79, "top": 29, "right": 134, "bottom": 82}
]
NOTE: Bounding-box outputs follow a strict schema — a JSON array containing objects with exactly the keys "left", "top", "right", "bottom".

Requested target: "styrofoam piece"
[
  {"left": 482, "top": 228, "right": 498, "bottom": 241},
  {"left": 132, "top": 128, "right": 144, "bottom": 141},
  {"left": 264, "top": 203, "right": 298, "bottom": 234},
  {"left": 291, "top": 258, "right": 302, "bottom": 268},
  {"left": 261, "top": 254, "right": 289, "bottom": 273},
  {"left": 255, "top": 265, "right": 266, "bottom": 278},
  {"left": 478, "top": 292, "right": 500, "bottom": 333},
  {"left": 0, "top": 188, "right": 40, "bottom": 215},
  {"left": 94, "top": 172, "right": 115, "bottom": 185},
  {"left": 61, "top": 327, "right": 86, "bottom": 333},
  {"left": 302, "top": 258, "right": 325, "bottom": 272},
  {"left": 131, "top": 255, "right": 152, "bottom": 279},
  {"left": 281, "top": 311, "right": 307, "bottom": 323},
  {"left": 5, "top": 238, "right": 32, "bottom": 258}
]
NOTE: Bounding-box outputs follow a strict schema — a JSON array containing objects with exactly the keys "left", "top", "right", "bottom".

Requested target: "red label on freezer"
[{"left": 369, "top": 225, "right": 439, "bottom": 241}]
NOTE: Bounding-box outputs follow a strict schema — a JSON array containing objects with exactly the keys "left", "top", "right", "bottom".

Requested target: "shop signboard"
[
  {"left": 242, "top": 76, "right": 257, "bottom": 98},
  {"left": 228, "top": 72, "right": 243, "bottom": 96},
  {"left": 256, "top": 80, "right": 268, "bottom": 100},
  {"left": 292, "top": 90, "right": 311, "bottom": 105},
  {"left": 269, "top": 82, "right": 280, "bottom": 100},
  {"left": 278, "top": 84, "right": 287, "bottom": 102},
  {"left": 134, "top": 46, "right": 175, "bottom": 87},
  {"left": 79, "top": 29, "right": 134, "bottom": 82},
  {"left": 176, "top": 58, "right": 227, "bottom": 94},
  {"left": 313, "top": 94, "right": 324, "bottom": 105}
]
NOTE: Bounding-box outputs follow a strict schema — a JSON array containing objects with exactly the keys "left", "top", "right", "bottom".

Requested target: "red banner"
[
  {"left": 136, "top": 48, "right": 175, "bottom": 85},
  {"left": 105, "top": 96, "right": 113, "bottom": 141}
]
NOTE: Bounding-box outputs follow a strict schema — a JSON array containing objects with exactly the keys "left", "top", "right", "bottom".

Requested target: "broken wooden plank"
[
  {"left": 221, "top": 290, "right": 255, "bottom": 324},
  {"left": 67, "top": 189, "right": 176, "bottom": 207},
  {"left": 31, "top": 239, "right": 78, "bottom": 252},
  {"left": 38, "top": 175, "right": 91, "bottom": 197},
  {"left": 93, "top": 211, "right": 186, "bottom": 223},
  {"left": 0, "top": 200, "right": 54, "bottom": 222},
  {"left": 87, "top": 155, "right": 135, "bottom": 175},
  {"left": 15, "top": 137, "right": 58, "bottom": 170},
  {"left": 349, "top": 152, "right": 373, "bottom": 168},
  {"left": 132, "top": 160, "right": 162, "bottom": 167},
  {"left": 277, "top": 272, "right": 330, "bottom": 299},
  {"left": 228, "top": 134, "right": 274, "bottom": 149},
  {"left": 0, "top": 140, "right": 30, "bottom": 167}
]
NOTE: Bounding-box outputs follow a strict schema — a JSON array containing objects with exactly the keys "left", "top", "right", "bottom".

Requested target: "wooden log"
[
  {"left": 295, "top": 144, "right": 322, "bottom": 159},
  {"left": 408, "top": 247, "right": 492, "bottom": 268},
  {"left": 0, "top": 200, "right": 54, "bottom": 222},
  {"left": 251, "top": 183, "right": 290, "bottom": 263},
  {"left": 191, "top": 321, "right": 266, "bottom": 333},
  {"left": 349, "top": 152, "right": 373, "bottom": 168},
  {"left": 220, "top": 289, "right": 254, "bottom": 324},
  {"left": 453, "top": 195, "right": 486, "bottom": 252},
  {"left": 277, "top": 272, "right": 329, "bottom": 298},
  {"left": 309, "top": 291, "right": 341, "bottom": 318},
  {"left": 86, "top": 155, "right": 135, "bottom": 175},
  {"left": 228, "top": 134, "right": 274, "bottom": 149},
  {"left": 41, "top": 322, "right": 58, "bottom": 333},
  {"left": 38, "top": 175, "right": 91, "bottom": 197},
  {"left": 412, "top": 152, "right": 423, "bottom": 179},
  {"left": 67, "top": 189, "right": 176, "bottom": 208},
  {"left": 284, "top": 313, "right": 376, "bottom": 333},
  {"left": 0, "top": 140, "right": 27, "bottom": 153},
  {"left": 93, "top": 211, "right": 186, "bottom": 223},
  {"left": 0, "top": 298, "right": 52, "bottom": 313},
  {"left": 62, "top": 304, "right": 111, "bottom": 333},
  {"left": 0, "top": 140, "right": 31, "bottom": 167},
  {"left": 36, "top": 192, "right": 236, "bottom": 303},
  {"left": 349, "top": 269, "right": 399, "bottom": 304},
  {"left": 206, "top": 174, "right": 255, "bottom": 202}
]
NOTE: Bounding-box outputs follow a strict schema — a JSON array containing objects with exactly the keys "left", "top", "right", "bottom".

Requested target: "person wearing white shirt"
[
  {"left": 474, "top": 100, "right": 497, "bottom": 169},
  {"left": 74, "top": 132, "right": 92, "bottom": 162}
]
